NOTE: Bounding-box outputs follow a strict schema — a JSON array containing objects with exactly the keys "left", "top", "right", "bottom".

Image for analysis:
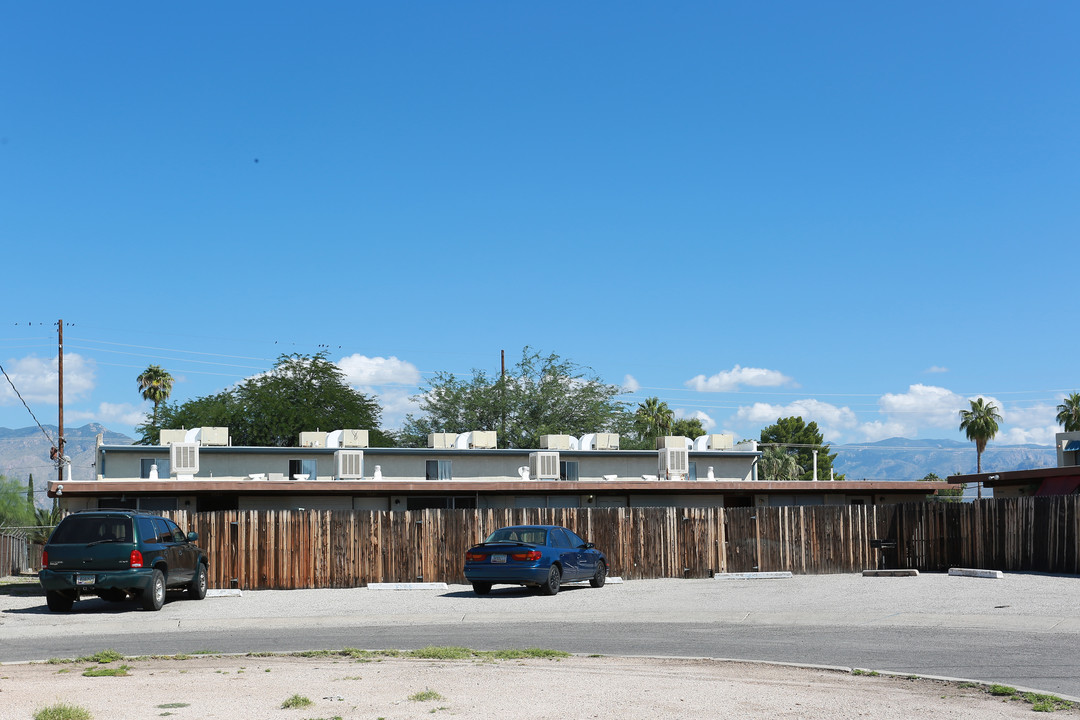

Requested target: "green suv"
[{"left": 38, "top": 510, "right": 209, "bottom": 612}]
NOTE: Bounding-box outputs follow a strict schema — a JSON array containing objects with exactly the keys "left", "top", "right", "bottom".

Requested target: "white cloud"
[
  {"left": 373, "top": 387, "right": 422, "bottom": 429},
  {"left": 734, "top": 399, "right": 857, "bottom": 442},
  {"left": 877, "top": 384, "right": 968, "bottom": 429},
  {"left": 675, "top": 409, "right": 716, "bottom": 431},
  {"left": 337, "top": 355, "right": 421, "bottom": 386},
  {"left": 622, "top": 374, "right": 640, "bottom": 393},
  {"left": 857, "top": 420, "right": 915, "bottom": 442},
  {"left": 68, "top": 402, "right": 147, "bottom": 428},
  {"left": 995, "top": 426, "right": 1059, "bottom": 446},
  {"left": 0, "top": 353, "right": 95, "bottom": 405},
  {"left": 686, "top": 365, "right": 795, "bottom": 392},
  {"left": 924, "top": 366, "right": 949, "bottom": 374}
]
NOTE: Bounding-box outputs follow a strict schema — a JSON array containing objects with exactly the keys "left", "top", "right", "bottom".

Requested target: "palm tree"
[
  {"left": 1056, "top": 393, "right": 1080, "bottom": 432},
  {"left": 959, "top": 397, "right": 1002, "bottom": 477},
  {"left": 137, "top": 364, "right": 174, "bottom": 428},
  {"left": 635, "top": 397, "right": 674, "bottom": 444},
  {"left": 759, "top": 446, "right": 804, "bottom": 481}
]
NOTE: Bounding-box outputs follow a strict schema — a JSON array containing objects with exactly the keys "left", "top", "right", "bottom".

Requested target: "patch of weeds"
[
  {"left": 33, "top": 703, "right": 92, "bottom": 720},
  {"left": 339, "top": 675, "right": 362, "bottom": 681},
  {"left": 156, "top": 703, "right": 189, "bottom": 709},
  {"left": 246, "top": 652, "right": 276, "bottom": 658},
  {"left": 281, "top": 695, "right": 313, "bottom": 709},
  {"left": 429, "top": 707, "right": 450, "bottom": 714},
  {"left": 408, "top": 689, "right": 445, "bottom": 702},
  {"left": 76, "top": 650, "right": 124, "bottom": 664},
  {"left": 56, "top": 668, "right": 71, "bottom": 674},
  {"left": 83, "top": 664, "right": 131, "bottom": 677},
  {"left": 588, "top": 654, "right": 604, "bottom": 658},
  {"left": 265, "top": 668, "right": 272, "bottom": 672},
  {"left": 851, "top": 669, "right": 879, "bottom": 677},
  {"left": 410, "top": 646, "right": 472, "bottom": 660},
  {"left": 989, "top": 684, "right": 1017, "bottom": 696},
  {"left": 191, "top": 649, "right": 219, "bottom": 655},
  {"left": 484, "top": 648, "right": 570, "bottom": 660},
  {"left": 1023, "top": 692, "right": 1074, "bottom": 712},
  {"left": 302, "top": 717, "right": 342, "bottom": 720}
]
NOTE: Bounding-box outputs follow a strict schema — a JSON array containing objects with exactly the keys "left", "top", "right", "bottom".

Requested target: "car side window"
[
  {"left": 564, "top": 529, "right": 587, "bottom": 548},
  {"left": 551, "top": 528, "right": 574, "bottom": 548},
  {"left": 137, "top": 517, "right": 158, "bottom": 543},
  {"left": 151, "top": 518, "right": 172, "bottom": 544},
  {"left": 165, "top": 519, "right": 186, "bottom": 543}
]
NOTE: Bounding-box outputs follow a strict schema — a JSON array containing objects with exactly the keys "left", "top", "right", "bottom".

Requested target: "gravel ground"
[
  {"left": 1, "top": 653, "right": 1063, "bottom": 720},
  {"left": 3, "top": 573, "right": 1079, "bottom": 719}
]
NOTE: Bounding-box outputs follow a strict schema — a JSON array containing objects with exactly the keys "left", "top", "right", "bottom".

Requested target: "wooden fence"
[
  {"left": 160, "top": 497, "right": 1080, "bottom": 590},
  {"left": 0, "top": 530, "right": 33, "bottom": 576}
]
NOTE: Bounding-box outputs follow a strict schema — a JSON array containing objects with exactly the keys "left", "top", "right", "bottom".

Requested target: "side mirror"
[
  {"left": 187, "top": 531, "right": 199, "bottom": 542},
  {"left": 582, "top": 542, "right": 594, "bottom": 549}
]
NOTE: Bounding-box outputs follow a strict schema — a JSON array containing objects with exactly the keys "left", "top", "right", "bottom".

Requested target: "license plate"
[
  {"left": 75, "top": 574, "right": 95, "bottom": 586},
  {"left": 491, "top": 554, "right": 507, "bottom": 564}
]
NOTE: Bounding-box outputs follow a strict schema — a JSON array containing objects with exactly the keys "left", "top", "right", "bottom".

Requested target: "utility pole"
[{"left": 57, "top": 318, "right": 65, "bottom": 484}]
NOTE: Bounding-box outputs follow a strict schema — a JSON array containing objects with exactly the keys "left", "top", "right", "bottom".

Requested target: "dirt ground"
[{"left": 1, "top": 653, "right": 1066, "bottom": 720}]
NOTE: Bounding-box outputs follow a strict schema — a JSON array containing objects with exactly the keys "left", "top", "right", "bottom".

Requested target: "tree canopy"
[
  {"left": 958, "top": 397, "right": 1001, "bottom": 474},
  {"left": 137, "top": 364, "right": 174, "bottom": 430},
  {"left": 0, "top": 475, "right": 35, "bottom": 530},
  {"left": 137, "top": 352, "right": 390, "bottom": 447},
  {"left": 758, "top": 416, "right": 843, "bottom": 481},
  {"left": 759, "top": 445, "right": 804, "bottom": 481},
  {"left": 400, "top": 348, "right": 629, "bottom": 449},
  {"left": 1057, "top": 393, "right": 1080, "bottom": 432}
]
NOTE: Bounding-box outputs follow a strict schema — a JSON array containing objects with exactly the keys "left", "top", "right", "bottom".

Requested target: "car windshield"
[
  {"left": 49, "top": 516, "right": 133, "bottom": 545},
  {"left": 485, "top": 527, "right": 547, "bottom": 545}
]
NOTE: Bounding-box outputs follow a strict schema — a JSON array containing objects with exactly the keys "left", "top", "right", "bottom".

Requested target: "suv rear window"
[{"left": 50, "top": 516, "right": 134, "bottom": 544}]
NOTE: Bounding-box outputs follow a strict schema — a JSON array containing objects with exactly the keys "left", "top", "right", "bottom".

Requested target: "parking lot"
[{"left": 2, "top": 572, "right": 1079, "bottom": 718}]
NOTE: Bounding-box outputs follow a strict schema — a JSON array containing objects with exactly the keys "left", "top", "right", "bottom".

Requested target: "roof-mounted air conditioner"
[
  {"left": 299, "top": 432, "right": 326, "bottom": 448},
  {"left": 659, "top": 447, "right": 689, "bottom": 480},
  {"left": 595, "top": 433, "right": 620, "bottom": 450},
  {"left": 428, "top": 433, "right": 456, "bottom": 449},
  {"left": 529, "top": 451, "right": 560, "bottom": 480},
  {"left": 540, "top": 435, "right": 572, "bottom": 450},
  {"left": 335, "top": 450, "right": 364, "bottom": 480},
  {"left": 170, "top": 443, "right": 200, "bottom": 477}
]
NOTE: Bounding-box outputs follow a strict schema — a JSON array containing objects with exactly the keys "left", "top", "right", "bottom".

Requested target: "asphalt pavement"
[{"left": 2, "top": 572, "right": 1078, "bottom": 699}]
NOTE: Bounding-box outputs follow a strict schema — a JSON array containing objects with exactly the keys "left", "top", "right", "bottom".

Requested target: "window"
[
  {"left": 140, "top": 458, "right": 169, "bottom": 479},
  {"left": 563, "top": 528, "right": 587, "bottom": 548},
  {"left": 688, "top": 462, "right": 697, "bottom": 481},
  {"left": 425, "top": 460, "right": 452, "bottom": 481},
  {"left": 289, "top": 459, "right": 318, "bottom": 480},
  {"left": 406, "top": 496, "right": 476, "bottom": 510},
  {"left": 550, "top": 528, "right": 575, "bottom": 548},
  {"left": 559, "top": 461, "right": 579, "bottom": 482}
]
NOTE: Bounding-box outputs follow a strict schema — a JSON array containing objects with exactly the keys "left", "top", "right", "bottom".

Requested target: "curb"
[
  {"left": 714, "top": 572, "right": 793, "bottom": 580},
  {"left": 948, "top": 568, "right": 1005, "bottom": 579}
]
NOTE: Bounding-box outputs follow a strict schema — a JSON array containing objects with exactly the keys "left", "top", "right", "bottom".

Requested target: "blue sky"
[{"left": 1, "top": 2, "right": 1077, "bottom": 451}]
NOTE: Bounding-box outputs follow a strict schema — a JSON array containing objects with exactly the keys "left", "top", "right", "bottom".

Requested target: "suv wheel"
[
  {"left": 189, "top": 563, "right": 208, "bottom": 600},
  {"left": 142, "top": 569, "right": 165, "bottom": 611},
  {"left": 46, "top": 590, "right": 75, "bottom": 613}
]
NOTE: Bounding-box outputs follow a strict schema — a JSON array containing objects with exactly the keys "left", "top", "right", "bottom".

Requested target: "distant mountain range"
[
  {"left": 0, "top": 424, "right": 134, "bottom": 507},
  {"left": 0, "top": 427, "right": 1060, "bottom": 507},
  {"left": 832, "top": 437, "right": 1057, "bottom": 480}
]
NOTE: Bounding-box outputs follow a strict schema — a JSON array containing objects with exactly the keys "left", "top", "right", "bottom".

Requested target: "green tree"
[
  {"left": 759, "top": 417, "right": 843, "bottom": 482},
  {"left": 400, "top": 348, "right": 629, "bottom": 449},
  {"left": 958, "top": 397, "right": 1002, "bottom": 474},
  {"left": 1056, "top": 392, "right": 1080, "bottom": 432},
  {"left": 920, "top": 471, "right": 964, "bottom": 503},
  {"left": 671, "top": 416, "right": 707, "bottom": 439},
  {"left": 0, "top": 475, "right": 35, "bottom": 530},
  {"left": 758, "top": 445, "right": 804, "bottom": 481},
  {"left": 633, "top": 397, "right": 674, "bottom": 446},
  {"left": 137, "top": 364, "right": 174, "bottom": 429},
  {"left": 139, "top": 353, "right": 389, "bottom": 447}
]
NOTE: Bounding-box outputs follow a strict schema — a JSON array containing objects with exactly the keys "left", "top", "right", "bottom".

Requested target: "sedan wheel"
[
  {"left": 539, "top": 565, "right": 561, "bottom": 596},
  {"left": 142, "top": 569, "right": 165, "bottom": 611},
  {"left": 590, "top": 561, "right": 607, "bottom": 588}
]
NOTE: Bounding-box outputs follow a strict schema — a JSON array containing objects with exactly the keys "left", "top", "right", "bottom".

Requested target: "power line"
[{"left": 0, "top": 361, "right": 56, "bottom": 447}]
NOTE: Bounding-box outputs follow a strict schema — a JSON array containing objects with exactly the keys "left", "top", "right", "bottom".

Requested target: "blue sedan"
[{"left": 463, "top": 525, "right": 607, "bottom": 596}]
